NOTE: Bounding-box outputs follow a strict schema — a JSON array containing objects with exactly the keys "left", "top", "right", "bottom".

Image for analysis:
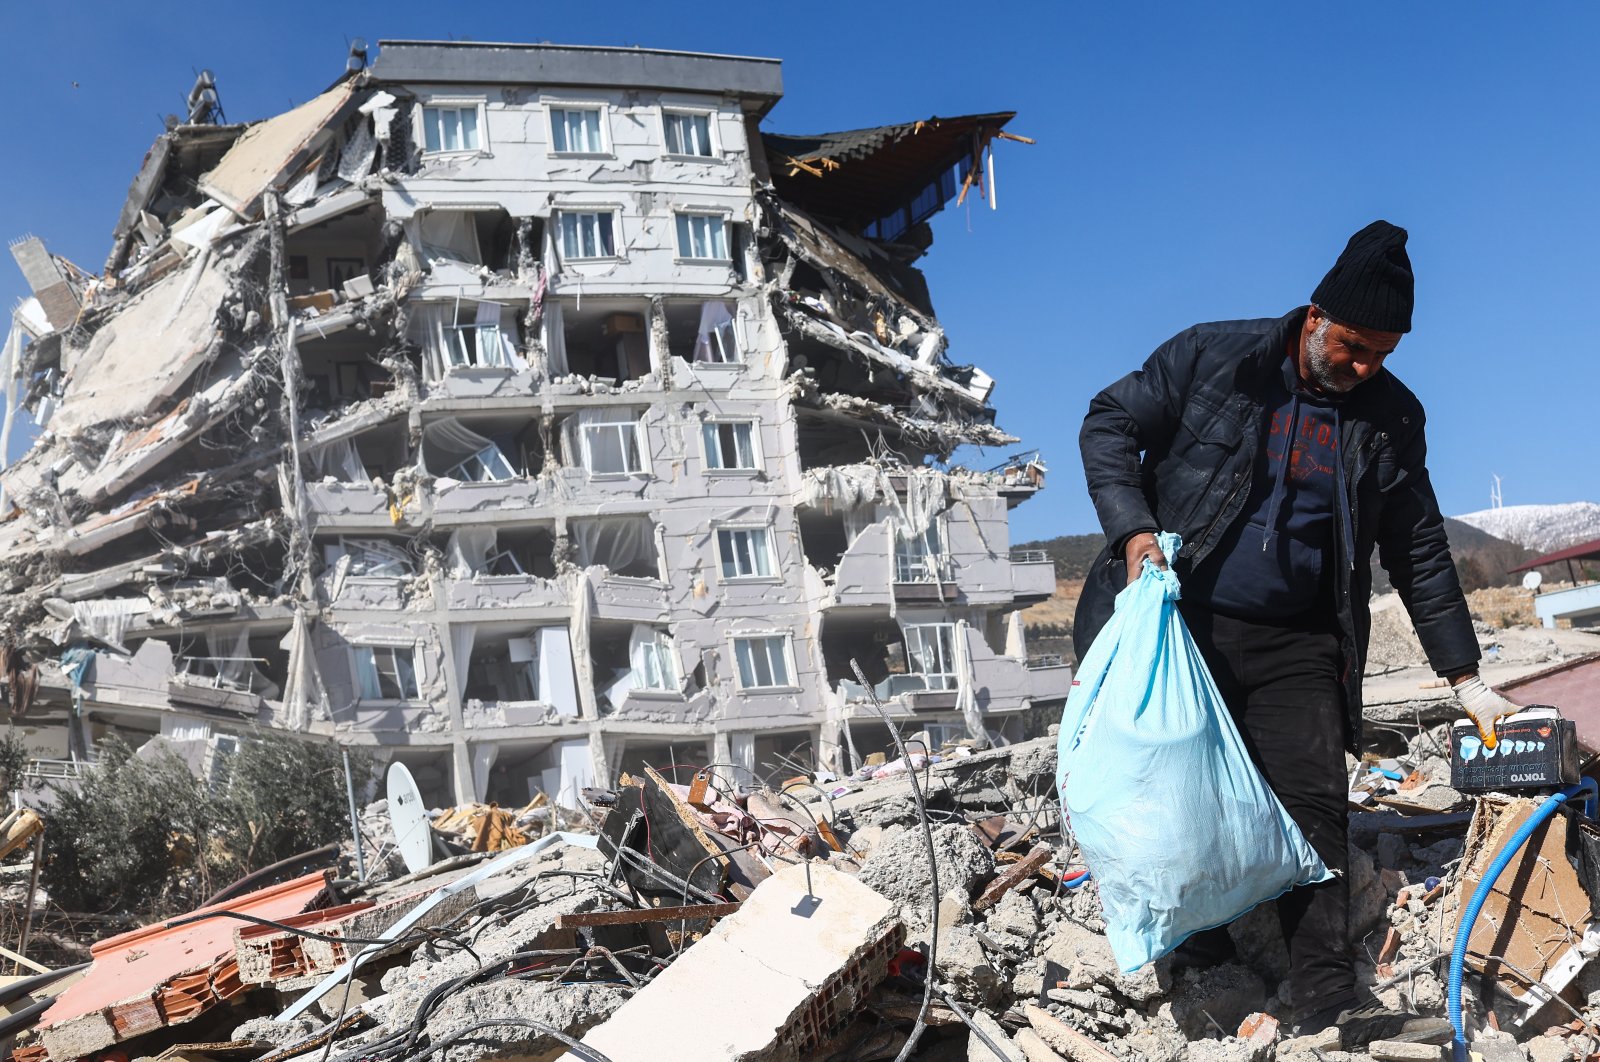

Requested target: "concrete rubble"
[{"left": 4, "top": 30, "right": 1600, "bottom": 1062}]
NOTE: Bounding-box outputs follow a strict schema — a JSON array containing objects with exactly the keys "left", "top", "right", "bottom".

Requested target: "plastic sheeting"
[{"left": 572, "top": 516, "right": 658, "bottom": 576}]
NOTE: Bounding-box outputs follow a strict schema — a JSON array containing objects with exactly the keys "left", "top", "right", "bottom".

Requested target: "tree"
[{"left": 44, "top": 733, "right": 370, "bottom": 918}]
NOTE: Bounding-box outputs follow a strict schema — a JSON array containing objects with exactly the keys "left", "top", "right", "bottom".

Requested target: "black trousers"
[{"left": 1178, "top": 603, "right": 1354, "bottom": 1020}]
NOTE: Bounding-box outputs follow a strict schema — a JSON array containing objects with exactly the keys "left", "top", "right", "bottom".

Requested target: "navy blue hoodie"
[{"left": 1184, "top": 353, "right": 1353, "bottom": 619}]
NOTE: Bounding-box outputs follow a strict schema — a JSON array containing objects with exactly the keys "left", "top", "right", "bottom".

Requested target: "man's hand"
[
  {"left": 1452, "top": 673, "right": 1518, "bottom": 748},
  {"left": 1123, "top": 532, "right": 1169, "bottom": 586}
]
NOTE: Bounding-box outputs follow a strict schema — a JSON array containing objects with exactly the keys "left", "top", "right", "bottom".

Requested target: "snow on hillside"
[{"left": 1452, "top": 502, "right": 1600, "bottom": 553}]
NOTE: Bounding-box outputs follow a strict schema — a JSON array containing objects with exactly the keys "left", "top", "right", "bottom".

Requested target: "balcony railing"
[{"left": 1009, "top": 549, "right": 1048, "bottom": 564}]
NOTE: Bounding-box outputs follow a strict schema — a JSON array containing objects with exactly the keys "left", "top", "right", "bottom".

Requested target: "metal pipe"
[{"left": 342, "top": 747, "right": 367, "bottom": 881}]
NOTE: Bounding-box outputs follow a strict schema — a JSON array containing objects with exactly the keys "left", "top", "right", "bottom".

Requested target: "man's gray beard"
[{"left": 1303, "top": 318, "right": 1353, "bottom": 393}]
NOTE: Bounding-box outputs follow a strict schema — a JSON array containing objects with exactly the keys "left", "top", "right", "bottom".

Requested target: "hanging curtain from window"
[
  {"left": 205, "top": 628, "right": 280, "bottom": 700},
  {"left": 544, "top": 300, "right": 568, "bottom": 376},
  {"left": 421, "top": 418, "right": 495, "bottom": 477},
  {"left": 693, "top": 301, "right": 736, "bottom": 362},
  {"left": 70, "top": 598, "right": 147, "bottom": 650},
  {"left": 446, "top": 527, "right": 499, "bottom": 577},
  {"left": 408, "top": 303, "right": 451, "bottom": 382},
  {"left": 308, "top": 438, "right": 367, "bottom": 482},
  {"left": 628, "top": 624, "right": 674, "bottom": 691},
  {"left": 955, "top": 619, "right": 986, "bottom": 747},
  {"left": 571, "top": 516, "right": 656, "bottom": 574},
  {"left": 450, "top": 626, "right": 476, "bottom": 695},
  {"left": 416, "top": 211, "right": 481, "bottom": 266}
]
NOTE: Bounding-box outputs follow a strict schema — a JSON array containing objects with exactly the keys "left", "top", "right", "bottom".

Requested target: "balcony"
[
  {"left": 447, "top": 575, "right": 567, "bottom": 612},
  {"left": 1009, "top": 550, "right": 1056, "bottom": 603},
  {"left": 1026, "top": 661, "right": 1074, "bottom": 704},
  {"left": 432, "top": 477, "right": 548, "bottom": 517},
  {"left": 305, "top": 481, "right": 391, "bottom": 524}
]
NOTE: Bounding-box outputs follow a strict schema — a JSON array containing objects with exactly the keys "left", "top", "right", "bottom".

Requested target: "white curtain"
[
  {"left": 572, "top": 516, "right": 657, "bottom": 574},
  {"left": 422, "top": 418, "right": 495, "bottom": 477},
  {"left": 206, "top": 628, "right": 280, "bottom": 700},
  {"left": 308, "top": 438, "right": 367, "bottom": 482},
  {"left": 628, "top": 624, "right": 676, "bottom": 691},
  {"left": 446, "top": 527, "right": 499, "bottom": 577},
  {"left": 409, "top": 302, "right": 525, "bottom": 381},
  {"left": 843, "top": 505, "right": 875, "bottom": 546},
  {"left": 416, "top": 211, "right": 480, "bottom": 265},
  {"left": 560, "top": 407, "right": 646, "bottom": 476},
  {"left": 955, "top": 620, "right": 986, "bottom": 747},
  {"left": 693, "top": 301, "right": 736, "bottom": 362},
  {"left": 450, "top": 626, "right": 476, "bottom": 696},
  {"left": 71, "top": 598, "right": 147, "bottom": 649},
  {"left": 544, "top": 300, "right": 568, "bottom": 376}
]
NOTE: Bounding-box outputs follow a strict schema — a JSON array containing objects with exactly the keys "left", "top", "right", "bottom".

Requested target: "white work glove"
[{"left": 1452, "top": 674, "right": 1517, "bottom": 748}]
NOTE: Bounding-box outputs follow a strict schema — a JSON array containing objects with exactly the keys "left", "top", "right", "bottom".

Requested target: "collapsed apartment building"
[{"left": 0, "top": 40, "right": 1064, "bottom": 807}]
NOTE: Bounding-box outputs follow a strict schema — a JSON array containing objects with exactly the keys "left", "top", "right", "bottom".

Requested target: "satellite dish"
[
  {"left": 1522, "top": 571, "right": 1543, "bottom": 592},
  {"left": 386, "top": 762, "right": 435, "bottom": 874}
]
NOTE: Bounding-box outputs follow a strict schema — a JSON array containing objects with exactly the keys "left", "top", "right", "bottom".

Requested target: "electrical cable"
[
  {"left": 937, "top": 989, "right": 1011, "bottom": 1061},
  {"left": 850, "top": 657, "right": 938, "bottom": 1062},
  {"left": 395, "top": 1017, "right": 613, "bottom": 1062},
  {"left": 163, "top": 909, "right": 469, "bottom": 951}
]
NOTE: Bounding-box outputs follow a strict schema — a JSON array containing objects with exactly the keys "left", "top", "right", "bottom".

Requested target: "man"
[{"left": 1074, "top": 221, "right": 1514, "bottom": 1044}]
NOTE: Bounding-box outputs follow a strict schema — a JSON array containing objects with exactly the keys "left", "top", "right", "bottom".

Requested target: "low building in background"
[{"left": 0, "top": 39, "right": 1065, "bottom": 806}]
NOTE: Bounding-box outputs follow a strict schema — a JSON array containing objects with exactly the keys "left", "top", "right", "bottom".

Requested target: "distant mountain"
[
  {"left": 1015, "top": 533, "right": 1106, "bottom": 580},
  {"left": 1453, "top": 502, "right": 1600, "bottom": 553}
]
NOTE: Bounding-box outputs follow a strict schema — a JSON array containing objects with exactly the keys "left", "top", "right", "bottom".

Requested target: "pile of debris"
[{"left": 9, "top": 728, "right": 1600, "bottom": 1062}]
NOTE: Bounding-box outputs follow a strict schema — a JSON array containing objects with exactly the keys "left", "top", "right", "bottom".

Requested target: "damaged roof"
[{"left": 764, "top": 111, "right": 1016, "bottom": 230}]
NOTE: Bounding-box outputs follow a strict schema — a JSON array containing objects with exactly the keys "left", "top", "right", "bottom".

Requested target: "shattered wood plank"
[
  {"left": 975, "top": 846, "right": 1051, "bottom": 911},
  {"left": 554, "top": 902, "right": 741, "bottom": 929},
  {"left": 1023, "top": 1004, "right": 1120, "bottom": 1062}
]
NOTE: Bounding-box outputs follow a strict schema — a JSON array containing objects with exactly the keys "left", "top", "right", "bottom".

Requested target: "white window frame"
[
  {"left": 417, "top": 98, "right": 488, "bottom": 157},
  {"left": 674, "top": 211, "right": 731, "bottom": 262},
  {"left": 894, "top": 519, "right": 950, "bottom": 584},
  {"left": 445, "top": 443, "right": 519, "bottom": 483},
  {"left": 659, "top": 107, "right": 718, "bottom": 159},
  {"left": 902, "top": 623, "right": 959, "bottom": 691},
  {"left": 579, "top": 412, "right": 648, "bottom": 477},
  {"left": 441, "top": 302, "right": 514, "bottom": 371},
  {"left": 332, "top": 537, "right": 413, "bottom": 578},
  {"left": 695, "top": 303, "right": 742, "bottom": 364},
  {"left": 352, "top": 645, "right": 422, "bottom": 701},
  {"left": 702, "top": 419, "right": 760, "bottom": 472},
  {"left": 732, "top": 633, "right": 795, "bottom": 691},
  {"left": 716, "top": 525, "right": 776, "bottom": 581},
  {"left": 556, "top": 210, "right": 620, "bottom": 261},
  {"left": 633, "top": 629, "right": 679, "bottom": 692},
  {"left": 546, "top": 102, "right": 611, "bottom": 156}
]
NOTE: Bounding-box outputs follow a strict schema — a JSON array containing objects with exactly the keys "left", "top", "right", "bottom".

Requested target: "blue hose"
[{"left": 1448, "top": 779, "right": 1597, "bottom": 1062}]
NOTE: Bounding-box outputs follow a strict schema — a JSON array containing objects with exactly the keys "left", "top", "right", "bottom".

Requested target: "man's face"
[{"left": 1300, "top": 307, "right": 1402, "bottom": 393}]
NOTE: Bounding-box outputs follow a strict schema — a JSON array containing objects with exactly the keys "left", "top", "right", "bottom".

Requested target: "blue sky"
[{"left": 2, "top": 2, "right": 1595, "bottom": 542}]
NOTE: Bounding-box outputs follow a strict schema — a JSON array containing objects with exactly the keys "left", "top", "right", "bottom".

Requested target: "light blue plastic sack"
[{"left": 1055, "top": 531, "right": 1331, "bottom": 973}]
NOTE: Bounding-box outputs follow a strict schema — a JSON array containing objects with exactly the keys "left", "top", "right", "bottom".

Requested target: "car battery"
[{"left": 1449, "top": 706, "right": 1580, "bottom": 793}]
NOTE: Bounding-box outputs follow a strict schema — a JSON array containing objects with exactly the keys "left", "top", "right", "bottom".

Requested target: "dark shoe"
[{"left": 1291, "top": 997, "right": 1425, "bottom": 1050}]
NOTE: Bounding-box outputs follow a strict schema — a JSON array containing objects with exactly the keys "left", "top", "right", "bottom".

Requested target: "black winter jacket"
[{"left": 1073, "top": 307, "right": 1479, "bottom": 747}]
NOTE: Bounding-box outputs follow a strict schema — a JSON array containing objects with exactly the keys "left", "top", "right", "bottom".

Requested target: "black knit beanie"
[{"left": 1310, "top": 220, "right": 1414, "bottom": 333}]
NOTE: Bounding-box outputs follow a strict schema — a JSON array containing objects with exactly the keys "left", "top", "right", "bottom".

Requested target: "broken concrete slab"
[{"left": 568, "top": 862, "right": 903, "bottom": 1062}]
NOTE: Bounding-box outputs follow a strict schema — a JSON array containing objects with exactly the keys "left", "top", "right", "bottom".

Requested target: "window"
[
  {"left": 442, "top": 303, "right": 514, "bottom": 370},
  {"left": 421, "top": 105, "right": 481, "bottom": 154},
  {"left": 558, "top": 212, "right": 617, "bottom": 259},
  {"left": 633, "top": 630, "right": 678, "bottom": 691},
  {"left": 904, "top": 624, "right": 959, "bottom": 690},
  {"left": 734, "top": 635, "right": 792, "bottom": 690},
  {"left": 703, "top": 421, "right": 758, "bottom": 471},
  {"left": 580, "top": 414, "right": 646, "bottom": 476},
  {"left": 446, "top": 444, "right": 519, "bottom": 483},
  {"left": 717, "top": 527, "right": 774, "bottom": 580},
  {"left": 355, "top": 647, "right": 420, "bottom": 700},
  {"left": 693, "top": 302, "right": 741, "bottom": 363},
  {"left": 330, "top": 538, "right": 412, "bottom": 578},
  {"left": 675, "top": 214, "right": 729, "bottom": 260},
  {"left": 895, "top": 522, "right": 948, "bottom": 583},
  {"left": 551, "top": 107, "right": 605, "bottom": 153},
  {"left": 663, "top": 111, "right": 713, "bottom": 157}
]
